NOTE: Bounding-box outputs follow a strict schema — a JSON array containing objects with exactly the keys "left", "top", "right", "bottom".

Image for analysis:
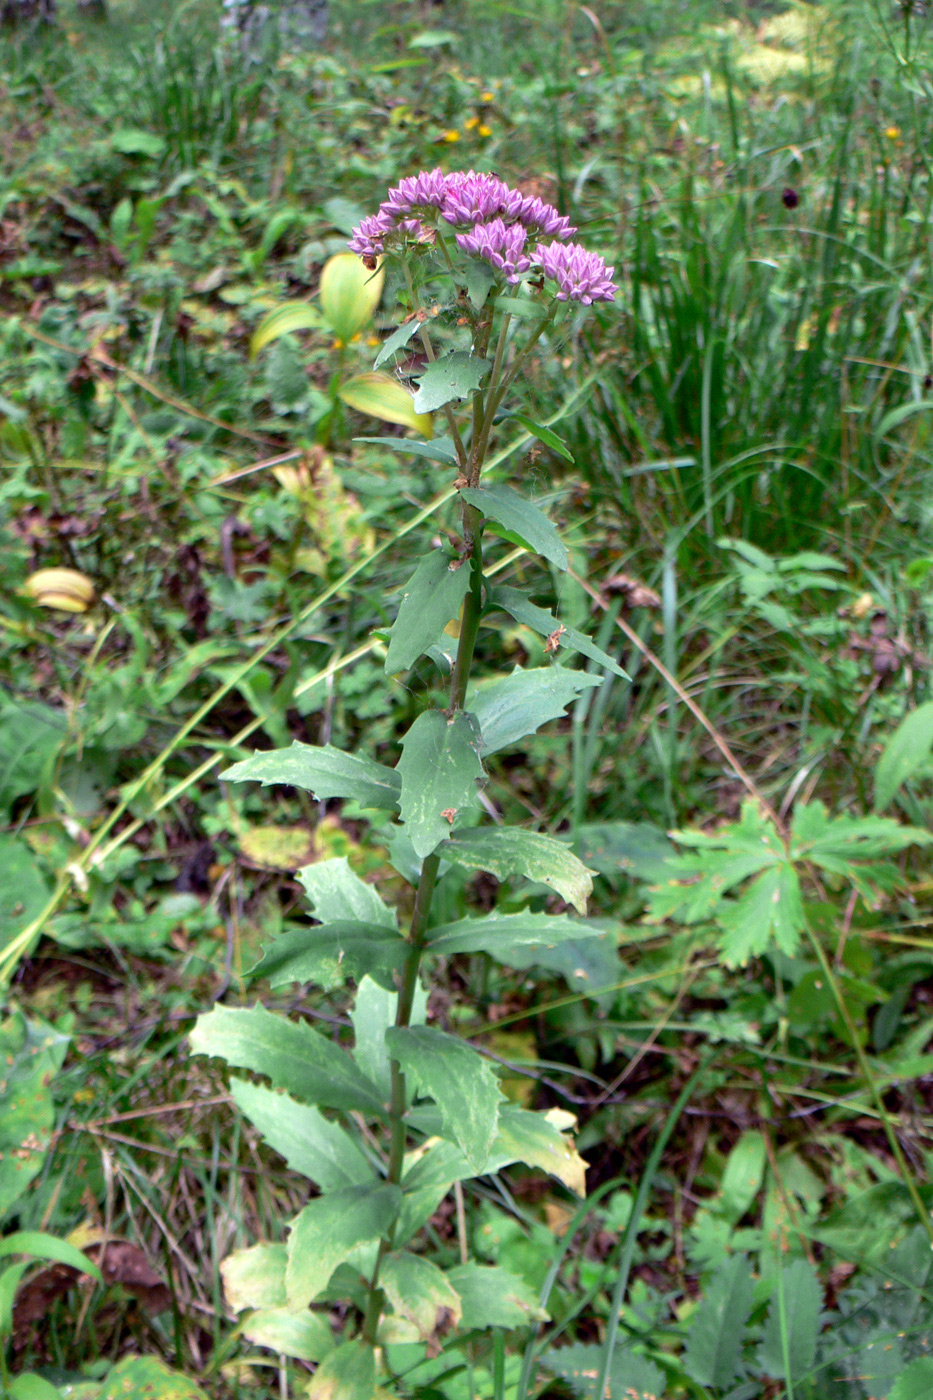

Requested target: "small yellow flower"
[
  {"left": 885, "top": 125, "right": 901, "bottom": 140},
  {"left": 442, "top": 129, "right": 461, "bottom": 143},
  {"left": 480, "top": 90, "right": 494, "bottom": 103},
  {"left": 478, "top": 124, "right": 492, "bottom": 138},
  {"left": 464, "top": 115, "right": 480, "bottom": 130}
]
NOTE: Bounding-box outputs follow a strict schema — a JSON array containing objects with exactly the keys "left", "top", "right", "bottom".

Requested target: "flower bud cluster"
[{"left": 349, "top": 168, "right": 615, "bottom": 304}]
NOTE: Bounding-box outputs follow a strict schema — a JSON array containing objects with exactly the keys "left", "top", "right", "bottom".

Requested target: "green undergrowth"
[{"left": 1, "top": 0, "right": 933, "bottom": 1397}]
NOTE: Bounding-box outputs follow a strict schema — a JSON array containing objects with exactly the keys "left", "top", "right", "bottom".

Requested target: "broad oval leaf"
[
  {"left": 250, "top": 302, "right": 325, "bottom": 359},
  {"left": 425, "top": 910, "right": 597, "bottom": 958},
  {"left": 460, "top": 483, "right": 568, "bottom": 570},
  {"left": 874, "top": 700, "right": 933, "bottom": 810},
  {"left": 412, "top": 351, "right": 491, "bottom": 413},
  {"left": 320, "top": 252, "right": 385, "bottom": 342},
  {"left": 243, "top": 1307, "right": 335, "bottom": 1364},
  {"left": 468, "top": 666, "right": 602, "bottom": 755},
  {"left": 385, "top": 1025, "right": 502, "bottom": 1172},
  {"left": 440, "top": 826, "right": 594, "bottom": 913},
  {"left": 247, "top": 921, "right": 406, "bottom": 992},
  {"left": 385, "top": 549, "right": 472, "bottom": 675},
  {"left": 286, "top": 1183, "right": 401, "bottom": 1308},
  {"left": 338, "top": 371, "right": 434, "bottom": 436},
  {"left": 231, "top": 1079, "right": 374, "bottom": 1190},
  {"left": 397, "top": 709, "right": 485, "bottom": 858},
  {"left": 222, "top": 1242, "right": 287, "bottom": 1313},
  {"left": 305, "top": 1339, "right": 376, "bottom": 1400},
  {"left": 446, "top": 1262, "right": 548, "bottom": 1328},
  {"left": 222, "top": 742, "right": 400, "bottom": 812},
  {"left": 380, "top": 1252, "right": 462, "bottom": 1344}
]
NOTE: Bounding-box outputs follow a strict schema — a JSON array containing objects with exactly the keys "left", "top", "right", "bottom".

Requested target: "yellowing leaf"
[
  {"left": 250, "top": 301, "right": 325, "bottom": 359},
  {"left": 320, "top": 253, "right": 385, "bottom": 342},
  {"left": 23, "top": 568, "right": 95, "bottom": 613},
  {"left": 338, "top": 372, "right": 433, "bottom": 436},
  {"left": 239, "top": 825, "right": 315, "bottom": 870}
]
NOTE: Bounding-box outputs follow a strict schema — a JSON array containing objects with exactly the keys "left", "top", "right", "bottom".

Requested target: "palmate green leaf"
[
  {"left": 791, "top": 799, "right": 933, "bottom": 862},
  {"left": 385, "top": 549, "right": 472, "bottom": 674},
  {"left": 460, "top": 483, "right": 568, "bottom": 570},
  {"left": 248, "top": 921, "right": 406, "bottom": 991},
  {"left": 889, "top": 1358, "right": 933, "bottom": 1400},
  {"left": 646, "top": 801, "right": 784, "bottom": 925},
  {"left": 757, "top": 1257, "right": 822, "bottom": 1383},
  {"left": 286, "top": 1184, "right": 401, "bottom": 1308},
  {"left": 222, "top": 1243, "right": 286, "bottom": 1312},
  {"left": 230, "top": 1080, "right": 373, "bottom": 1190},
  {"left": 440, "top": 826, "right": 594, "bottom": 912},
  {"left": 412, "top": 350, "right": 491, "bottom": 413},
  {"left": 716, "top": 863, "right": 804, "bottom": 967},
  {"left": 299, "top": 858, "right": 396, "bottom": 929},
  {"left": 397, "top": 709, "right": 484, "bottom": 858},
  {"left": 683, "top": 1253, "right": 755, "bottom": 1389},
  {"left": 874, "top": 702, "right": 933, "bottom": 810},
  {"left": 380, "top": 1253, "right": 462, "bottom": 1343},
  {"left": 243, "top": 1307, "right": 335, "bottom": 1363},
  {"left": 190, "top": 1004, "right": 386, "bottom": 1116},
  {"left": 544, "top": 1343, "right": 665, "bottom": 1400},
  {"left": 445, "top": 1263, "right": 548, "bottom": 1328},
  {"left": 468, "top": 666, "right": 602, "bottom": 755},
  {"left": 306, "top": 1339, "right": 376, "bottom": 1400},
  {"left": 222, "top": 742, "right": 400, "bottom": 811},
  {"left": 385, "top": 1025, "right": 502, "bottom": 1172},
  {"left": 425, "top": 910, "right": 597, "bottom": 958},
  {"left": 495, "top": 587, "right": 629, "bottom": 680}
]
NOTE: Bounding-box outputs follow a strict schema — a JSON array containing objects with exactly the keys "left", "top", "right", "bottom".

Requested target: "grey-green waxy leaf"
[
  {"left": 446, "top": 1262, "right": 548, "bottom": 1328},
  {"left": 189, "top": 1004, "right": 386, "bottom": 1116},
  {"left": 440, "top": 826, "right": 594, "bottom": 913},
  {"left": 425, "top": 910, "right": 597, "bottom": 958},
  {"left": 509, "top": 412, "right": 574, "bottom": 463},
  {"left": 412, "top": 351, "right": 491, "bottom": 413},
  {"left": 305, "top": 1339, "right": 376, "bottom": 1400},
  {"left": 495, "top": 587, "right": 629, "bottom": 679},
  {"left": 373, "top": 318, "right": 422, "bottom": 368},
  {"left": 230, "top": 1079, "right": 373, "bottom": 1191},
  {"left": 397, "top": 709, "right": 485, "bottom": 859},
  {"left": 351, "top": 976, "right": 428, "bottom": 1097},
  {"left": 683, "top": 1253, "right": 755, "bottom": 1389},
  {"left": 468, "top": 666, "right": 602, "bottom": 755},
  {"left": 286, "top": 1184, "right": 401, "bottom": 1309},
  {"left": 248, "top": 922, "right": 406, "bottom": 992},
  {"left": 299, "top": 857, "right": 396, "bottom": 929},
  {"left": 385, "top": 550, "right": 472, "bottom": 675},
  {"left": 874, "top": 700, "right": 933, "bottom": 810},
  {"left": 460, "top": 483, "right": 568, "bottom": 570},
  {"left": 385, "top": 1025, "right": 502, "bottom": 1172},
  {"left": 354, "top": 435, "right": 459, "bottom": 465},
  {"left": 757, "top": 1257, "right": 823, "bottom": 1382},
  {"left": 221, "top": 742, "right": 400, "bottom": 811}
]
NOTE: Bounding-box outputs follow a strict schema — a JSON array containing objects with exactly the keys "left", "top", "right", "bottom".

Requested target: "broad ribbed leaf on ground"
[
  {"left": 544, "top": 1343, "right": 666, "bottom": 1400},
  {"left": 397, "top": 709, "right": 484, "bottom": 858},
  {"left": 286, "top": 1184, "right": 401, "bottom": 1308},
  {"left": 468, "top": 666, "right": 602, "bottom": 755},
  {"left": 380, "top": 1253, "right": 462, "bottom": 1344},
  {"left": 757, "top": 1257, "right": 822, "bottom": 1382},
  {"left": 440, "top": 826, "right": 594, "bottom": 913},
  {"left": 460, "top": 483, "right": 568, "bottom": 570},
  {"left": 231, "top": 1080, "right": 374, "bottom": 1190},
  {"left": 222, "top": 742, "right": 400, "bottom": 810},
  {"left": 412, "top": 351, "right": 491, "bottom": 413},
  {"left": 425, "top": 911, "right": 597, "bottom": 958},
  {"left": 495, "top": 587, "right": 628, "bottom": 679},
  {"left": 305, "top": 1339, "right": 376, "bottom": 1400},
  {"left": 190, "top": 1004, "right": 386, "bottom": 1116},
  {"left": 385, "top": 549, "right": 472, "bottom": 674},
  {"left": 683, "top": 1253, "right": 755, "bottom": 1389},
  {"left": 299, "top": 857, "right": 396, "bottom": 929},
  {"left": 445, "top": 1263, "right": 548, "bottom": 1328},
  {"left": 248, "top": 921, "right": 406, "bottom": 992},
  {"left": 385, "top": 1026, "right": 502, "bottom": 1171}
]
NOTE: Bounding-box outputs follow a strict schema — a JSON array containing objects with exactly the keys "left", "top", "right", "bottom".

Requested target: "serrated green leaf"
[
  {"left": 757, "top": 1257, "right": 822, "bottom": 1382},
  {"left": 792, "top": 799, "right": 933, "bottom": 861},
  {"left": 495, "top": 587, "right": 629, "bottom": 679},
  {"left": 286, "top": 1184, "right": 401, "bottom": 1308},
  {"left": 683, "top": 1253, "right": 755, "bottom": 1389},
  {"left": 338, "top": 372, "right": 433, "bottom": 435},
  {"left": 380, "top": 1253, "right": 463, "bottom": 1342},
  {"left": 250, "top": 302, "right": 324, "bottom": 358},
  {"left": 385, "top": 1025, "right": 502, "bottom": 1171},
  {"left": 889, "top": 1358, "right": 933, "bottom": 1400},
  {"left": 354, "top": 435, "right": 459, "bottom": 464},
  {"left": 299, "top": 857, "right": 396, "bottom": 929},
  {"left": 446, "top": 1263, "right": 548, "bottom": 1328},
  {"left": 468, "top": 666, "right": 603, "bottom": 755},
  {"left": 412, "top": 351, "right": 491, "bottom": 413},
  {"left": 320, "top": 253, "right": 384, "bottom": 342},
  {"left": 305, "top": 1339, "right": 376, "bottom": 1400},
  {"left": 494, "top": 1105, "right": 587, "bottom": 1195},
  {"left": 426, "top": 910, "right": 597, "bottom": 958},
  {"left": 373, "top": 318, "right": 422, "bottom": 368},
  {"left": 222, "top": 1242, "right": 287, "bottom": 1313},
  {"left": 385, "top": 550, "right": 473, "bottom": 674},
  {"left": 509, "top": 412, "right": 574, "bottom": 462},
  {"left": 544, "top": 1343, "right": 665, "bottom": 1400},
  {"left": 716, "top": 863, "right": 804, "bottom": 967},
  {"left": 190, "top": 1004, "right": 386, "bottom": 1116},
  {"left": 247, "top": 921, "right": 406, "bottom": 991},
  {"left": 243, "top": 1307, "right": 335, "bottom": 1363},
  {"left": 397, "top": 709, "right": 484, "bottom": 858},
  {"left": 230, "top": 1080, "right": 373, "bottom": 1190},
  {"left": 222, "top": 742, "right": 400, "bottom": 811},
  {"left": 460, "top": 482, "right": 568, "bottom": 570},
  {"left": 440, "top": 826, "right": 594, "bottom": 913},
  {"left": 876, "top": 704, "right": 933, "bottom": 809}
]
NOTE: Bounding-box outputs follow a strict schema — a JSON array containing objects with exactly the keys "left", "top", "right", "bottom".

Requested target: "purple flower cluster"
[{"left": 349, "top": 168, "right": 614, "bottom": 304}]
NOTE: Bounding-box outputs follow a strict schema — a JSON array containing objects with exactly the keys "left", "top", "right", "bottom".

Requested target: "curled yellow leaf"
[
  {"left": 338, "top": 371, "right": 433, "bottom": 437},
  {"left": 320, "top": 252, "right": 384, "bottom": 343},
  {"left": 23, "top": 568, "right": 96, "bottom": 613}
]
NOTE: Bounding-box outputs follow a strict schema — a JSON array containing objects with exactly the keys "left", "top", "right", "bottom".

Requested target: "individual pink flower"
[
  {"left": 348, "top": 211, "right": 393, "bottom": 260},
  {"left": 381, "top": 168, "right": 449, "bottom": 222},
  {"left": 455, "top": 218, "right": 531, "bottom": 283},
  {"left": 517, "top": 194, "right": 576, "bottom": 241},
  {"left": 441, "top": 170, "right": 520, "bottom": 225},
  {"left": 534, "top": 241, "right": 616, "bottom": 304}
]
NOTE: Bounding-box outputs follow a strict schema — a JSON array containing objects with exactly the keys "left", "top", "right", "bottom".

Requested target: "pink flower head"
[
  {"left": 381, "top": 168, "right": 449, "bottom": 222},
  {"left": 517, "top": 194, "right": 576, "bottom": 241},
  {"left": 455, "top": 218, "right": 531, "bottom": 283},
  {"left": 535, "top": 240, "right": 616, "bottom": 304},
  {"left": 442, "top": 170, "right": 520, "bottom": 225},
  {"left": 348, "top": 211, "right": 393, "bottom": 260}
]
